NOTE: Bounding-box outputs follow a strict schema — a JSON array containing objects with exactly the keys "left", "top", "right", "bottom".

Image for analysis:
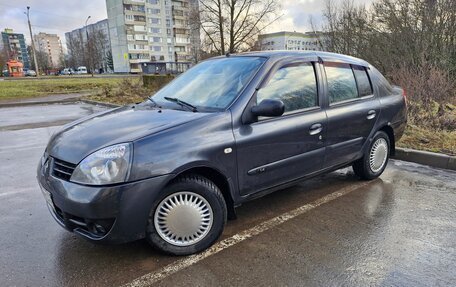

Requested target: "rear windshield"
[{"left": 152, "top": 57, "right": 266, "bottom": 111}]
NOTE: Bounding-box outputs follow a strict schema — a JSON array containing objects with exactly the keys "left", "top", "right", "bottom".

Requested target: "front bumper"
[{"left": 37, "top": 159, "right": 173, "bottom": 244}]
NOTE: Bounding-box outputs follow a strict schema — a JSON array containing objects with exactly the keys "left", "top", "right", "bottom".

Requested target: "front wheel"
[
  {"left": 146, "top": 175, "right": 227, "bottom": 255},
  {"left": 353, "top": 131, "right": 390, "bottom": 180}
]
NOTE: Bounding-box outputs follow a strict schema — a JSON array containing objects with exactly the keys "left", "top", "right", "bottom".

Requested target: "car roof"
[{"left": 224, "top": 50, "right": 371, "bottom": 67}]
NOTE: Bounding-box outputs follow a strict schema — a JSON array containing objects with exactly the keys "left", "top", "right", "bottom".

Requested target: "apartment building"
[
  {"left": 65, "top": 19, "right": 112, "bottom": 72},
  {"left": 34, "top": 32, "right": 64, "bottom": 68},
  {"left": 258, "top": 31, "right": 328, "bottom": 52},
  {"left": 0, "top": 28, "right": 30, "bottom": 69},
  {"left": 106, "top": 0, "right": 200, "bottom": 73}
]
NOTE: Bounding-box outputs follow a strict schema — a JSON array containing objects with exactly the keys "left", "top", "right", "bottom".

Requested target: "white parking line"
[{"left": 122, "top": 181, "right": 372, "bottom": 287}]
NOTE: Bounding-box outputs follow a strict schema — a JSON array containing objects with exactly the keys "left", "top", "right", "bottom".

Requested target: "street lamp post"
[
  {"left": 25, "top": 6, "right": 39, "bottom": 77},
  {"left": 84, "top": 16, "right": 94, "bottom": 77}
]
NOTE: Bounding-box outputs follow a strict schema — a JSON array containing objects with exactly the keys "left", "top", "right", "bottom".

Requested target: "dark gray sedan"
[{"left": 37, "top": 51, "right": 407, "bottom": 255}]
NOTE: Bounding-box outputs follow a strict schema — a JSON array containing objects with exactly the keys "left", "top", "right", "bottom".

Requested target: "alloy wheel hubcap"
[
  {"left": 369, "top": 138, "right": 388, "bottom": 173},
  {"left": 154, "top": 191, "right": 213, "bottom": 247}
]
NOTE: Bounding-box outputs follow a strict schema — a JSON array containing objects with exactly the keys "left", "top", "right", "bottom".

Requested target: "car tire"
[
  {"left": 353, "top": 131, "right": 390, "bottom": 180},
  {"left": 146, "top": 174, "right": 227, "bottom": 255}
]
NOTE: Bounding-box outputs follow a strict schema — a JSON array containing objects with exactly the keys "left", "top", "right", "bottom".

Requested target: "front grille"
[{"left": 52, "top": 158, "right": 77, "bottom": 181}]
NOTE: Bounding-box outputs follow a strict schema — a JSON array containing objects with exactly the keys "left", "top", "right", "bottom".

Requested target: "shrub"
[{"left": 389, "top": 63, "right": 456, "bottom": 131}]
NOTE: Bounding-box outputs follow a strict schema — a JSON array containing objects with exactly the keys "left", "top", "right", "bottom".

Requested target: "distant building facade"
[
  {"left": 106, "top": 0, "right": 200, "bottom": 73},
  {"left": 0, "top": 28, "right": 30, "bottom": 69},
  {"left": 65, "top": 19, "right": 112, "bottom": 72},
  {"left": 34, "top": 32, "right": 64, "bottom": 69},
  {"left": 258, "top": 31, "right": 328, "bottom": 52}
]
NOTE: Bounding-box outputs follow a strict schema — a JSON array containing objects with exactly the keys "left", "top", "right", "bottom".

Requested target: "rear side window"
[
  {"left": 352, "top": 65, "right": 373, "bottom": 97},
  {"left": 372, "top": 66, "right": 393, "bottom": 96},
  {"left": 257, "top": 62, "right": 318, "bottom": 113},
  {"left": 324, "top": 62, "right": 358, "bottom": 104}
]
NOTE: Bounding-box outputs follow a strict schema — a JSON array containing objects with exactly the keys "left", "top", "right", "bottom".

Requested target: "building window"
[
  {"left": 173, "top": 9, "right": 184, "bottom": 17},
  {"left": 151, "top": 37, "right": 162, "bottom": 42},
  {"left": 147, "top": 0, "right": 159, "bottom": 4},
  {"left": 133, "top": 25, "right": 146, "bottom": 32},
  {"left": 149, "top": 18, "right": 161, "bottom": 24},
  {"left": 147, "top": 8, "right": 160, "bottom": 14},
  {"left": 149, "top": 28, "right": 161, "bottom": 33},
  {"left": 129, "top": 53, "right": 149, "bottom": 59},
  {"left": 151, "top": 46, "right": 162, "bottom": 51},
  {"left": 133, "top": 15, "right": 146, "bottom": 22},
  {"left": 135, "top": 34, "right": 147, "bottom": 40},
  {"left": 175, "top": 37, "right": 189, "bottom": 44}
]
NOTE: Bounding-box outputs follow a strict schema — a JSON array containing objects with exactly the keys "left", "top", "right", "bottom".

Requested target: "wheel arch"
[
  {"left": 378, "top": 124, "right": 395, "bottom": 156},
  {"left": 168, "top": 165, "right": 237, "bottom": 220}
]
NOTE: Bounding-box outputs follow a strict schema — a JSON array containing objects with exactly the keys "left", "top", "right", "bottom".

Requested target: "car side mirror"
[{"left": 251, "top": 99, "right": 285, "bottom": 118}]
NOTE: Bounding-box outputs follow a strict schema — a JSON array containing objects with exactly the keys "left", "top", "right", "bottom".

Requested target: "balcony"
[{"left": 173, "top": 28, "right": 189, "bottom": 36}]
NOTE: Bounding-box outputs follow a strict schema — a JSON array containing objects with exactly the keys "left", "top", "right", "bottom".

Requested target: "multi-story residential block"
[
  {"left": 34, "top": 32, "right": 64, "bottom": 69},
  {"left": 258, "top": 31, "right": 328, "bottom": 52},
  {"left": 106, "top": 0, "right": 200, "bottom": 73},
  {"left": 65, "top": 19, "right": 112, "bottom": 72},
  {"left": 0, "top": 28, "right": 30, "bottom": 69}
]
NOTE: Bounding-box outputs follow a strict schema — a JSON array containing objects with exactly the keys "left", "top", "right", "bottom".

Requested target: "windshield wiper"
[
  {"left": 163, "top": 97, "right": 198, "bottom": 112},
  {"left": 147, "top": 97, "right": 161, "bottom": 108}
]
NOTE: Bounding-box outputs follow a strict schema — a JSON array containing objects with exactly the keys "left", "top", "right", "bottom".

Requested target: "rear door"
[
  {"left": 322, "top": 62, "right": 381, "bottom": 168},
  {"left": 234, "top": 59, "right": 327, "bottom": 195}
]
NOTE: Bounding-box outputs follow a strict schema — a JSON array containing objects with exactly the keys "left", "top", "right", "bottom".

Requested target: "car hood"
[{"left": 47, "top": 104, "right": 209, "bottom": 164}]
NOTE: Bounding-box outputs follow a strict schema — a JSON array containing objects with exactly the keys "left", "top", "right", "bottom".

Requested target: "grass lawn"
[
  {"left": 0, "top": 76, "right": 136, "bottom": 100},
  {"left": 397, "top": 124, "right": 455, "bottom": 156}
]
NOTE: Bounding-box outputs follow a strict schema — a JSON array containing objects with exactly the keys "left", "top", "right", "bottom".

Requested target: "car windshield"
[{"left": 151, "top": 56, "right": 266, "bottom": 111}]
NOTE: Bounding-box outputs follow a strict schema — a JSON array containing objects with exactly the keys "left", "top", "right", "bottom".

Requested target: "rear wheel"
[
  {"left": 353, "top": 131, "right": 390, "bottom": 180},
  {"left": 146, "top": 175, "right": 227, "bottom": 255}
]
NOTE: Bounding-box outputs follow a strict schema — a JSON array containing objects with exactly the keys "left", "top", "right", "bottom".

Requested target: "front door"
[{"left": 234, "top": 60, "right": 327, "bottom": 196}]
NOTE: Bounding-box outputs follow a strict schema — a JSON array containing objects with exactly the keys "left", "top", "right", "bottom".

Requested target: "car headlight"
[{"left": 70, "top": 143, "right": 132, "bottom": 185}]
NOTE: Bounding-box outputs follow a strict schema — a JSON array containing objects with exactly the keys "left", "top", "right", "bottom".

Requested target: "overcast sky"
[{"left": 0, "top": 0, "right": 373, "bottom": 49}]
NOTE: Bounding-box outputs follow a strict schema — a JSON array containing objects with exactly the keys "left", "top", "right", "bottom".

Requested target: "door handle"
[
  {"left": 309, "top": 123, "right": 322, "bottom": 135},
  {"left": 367, "top": 110, "right": 376, "bottom": 120}
]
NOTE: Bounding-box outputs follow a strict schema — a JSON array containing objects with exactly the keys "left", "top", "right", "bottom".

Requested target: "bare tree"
[
  {"left": 0, "top": 47, "right": 7, "bottom": 71},
  {"left": 66, "top": 29, "right": 110, "bottom": 73},
  {"left": 66, "top": 34, "right": 84, "bottom": 68},
  {"left": 198, "top": 0, "right": 280, "bottom": 54},
  {"left": 323, "top": 0, "right": 456, "bottom": 74},
  {"left": 322, "top": 0, "right": 456, "bottom": 130},
  {"left": 87, "top": 30, "right": 108, "bottom": 73},
  {"left": 27, "top": 45, "right": 50, "bottom": 72}
]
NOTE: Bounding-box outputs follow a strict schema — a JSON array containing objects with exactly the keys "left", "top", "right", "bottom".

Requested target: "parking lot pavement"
[{"left": 0, "top": 102, "right": 455, "bottom": 287}]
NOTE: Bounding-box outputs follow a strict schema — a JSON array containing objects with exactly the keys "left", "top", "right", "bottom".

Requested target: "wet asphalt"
[{"left": 0, "top": 102, "right": 455, "bottom": 287}]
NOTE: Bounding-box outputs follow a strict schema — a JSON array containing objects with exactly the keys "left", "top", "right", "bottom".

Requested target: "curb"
[
  {"left": 0, "top": 97, "right": 79, "bottom": 108},
  {"left": 0, "top": 93, "right": 89, "bottom": 108},
  {"left": 79, "top": 99, "right": 120, "bottom": 108},
  {"left": 393, "top": 147, "right": 456, "bottom": 171}
]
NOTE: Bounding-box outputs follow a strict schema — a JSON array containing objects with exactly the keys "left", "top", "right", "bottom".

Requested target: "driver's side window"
[{"left": 256, "top": 62, "right": 318, "bottom": 113}]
